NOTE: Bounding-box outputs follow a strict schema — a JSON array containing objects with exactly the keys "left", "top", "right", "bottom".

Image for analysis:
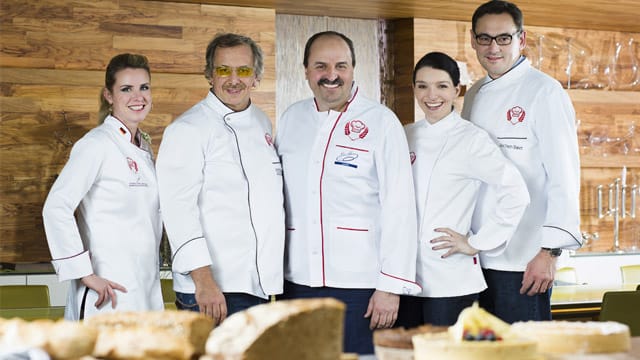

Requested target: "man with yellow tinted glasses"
[{"left": 156, "top": 33, "right": 285, "bottom": 324}]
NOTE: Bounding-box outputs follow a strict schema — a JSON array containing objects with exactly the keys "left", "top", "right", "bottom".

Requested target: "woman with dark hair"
[
  {"left": 398, "top": 52, "right": 529, "bottom": 326},
  {"left": 43, "top": 53, "right": 163, "bottom": 320}
]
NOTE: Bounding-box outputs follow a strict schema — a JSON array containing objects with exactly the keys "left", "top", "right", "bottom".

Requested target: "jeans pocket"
[{"left": 175, "top": 292, "right": 199, "bottom": 311}]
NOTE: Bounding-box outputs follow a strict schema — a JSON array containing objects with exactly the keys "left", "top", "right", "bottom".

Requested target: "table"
[{"left": 551, "top": 283, "right": 639, "bottom": 321}]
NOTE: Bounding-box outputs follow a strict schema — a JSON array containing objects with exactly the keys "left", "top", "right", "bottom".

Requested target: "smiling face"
[
  {"left": 413, "top": 67, "right": 460, "bottom": 124},
  {"left": 304, "top": 35, "right": 354, "bottom": 112},
  {"left": 471, "top": 12, "right": 526, "bottom": 79},
  {"left": 209, "top": 44, "right": 257, "bottom": 112},
  {"left": 103, "top": 67, "right": 151, "bottom": 130}
]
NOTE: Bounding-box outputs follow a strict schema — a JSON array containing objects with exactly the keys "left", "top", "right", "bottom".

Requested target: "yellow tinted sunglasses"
[{"left": 214, "top": 65, "right": 254, "bottom": 77}]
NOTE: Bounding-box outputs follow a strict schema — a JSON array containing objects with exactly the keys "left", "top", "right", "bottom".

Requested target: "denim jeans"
[
  {"left": 396, "top": 293, "right": 479, "bottom": 327},
  {"left": 277, "top": 280, "right": 375, "bottom": 355},
  {"left": 479, "top": 268, "right": 552, "bottom": 323},
  {"left": 175, "top": 291, "right": 268, "bottom": 317}
]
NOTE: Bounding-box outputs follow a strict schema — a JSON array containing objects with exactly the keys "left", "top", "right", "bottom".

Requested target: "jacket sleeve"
[
  {"left": 375, "top": 111, "right": 421, "bottom": 295},
  {"left": 42, "top": 136, "right": 102, "bottom": 281},
  {"left": 535, "top": 87, "right": 582, "bottom": 250},
  {"left": 156, "top": 120, "right": 212, "bottom": 274},
  {"left": 466, "top": 130, "right": 530, "bottom": 256}
]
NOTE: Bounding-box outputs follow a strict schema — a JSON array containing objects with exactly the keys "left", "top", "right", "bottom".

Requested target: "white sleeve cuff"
[
  {"left": 377, "top": 271, "right": 422, "bottom": 295},
  {"left": 171, "top": 237, "right": 213, "bottom": 274},
  {"left": 52, "top": 251, "right": 93, "bottom": 282}
]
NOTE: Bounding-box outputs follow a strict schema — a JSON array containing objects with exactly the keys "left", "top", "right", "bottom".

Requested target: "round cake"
[
  {"left": 412, "top": 332, "right": 539, "bottom": 360},
  {"left": 510, "top": 321, "right": 631, "bottom": 354},
  {"left": 373, "top": 325, "right": 447, "bottom": 360}
]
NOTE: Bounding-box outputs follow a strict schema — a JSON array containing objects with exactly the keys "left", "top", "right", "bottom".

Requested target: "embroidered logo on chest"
[
  {"left": 265, "top": 133, "right": 274, "bottom": 147},
  {"left": 506, "top": 106, "right": 526, "bottom": 125},
  {"left": 344, "top": 120, "right": 368, "bottom": 140},
  {"left": 127, "top": 157, "right": 139, "bottom": 174}
]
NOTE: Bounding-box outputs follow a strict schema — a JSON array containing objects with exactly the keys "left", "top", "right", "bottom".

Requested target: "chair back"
[
  {"left": 620, "top": 264, "right": 640, "bottom": 284},
  {"left": 599, "top": 290, "right": 640, "bottom": 336},
  {"left": 0, "top": 285, "right": 51, "bottom": 309}
]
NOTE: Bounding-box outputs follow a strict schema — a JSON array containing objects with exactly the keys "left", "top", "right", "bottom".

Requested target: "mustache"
[
  {"left": 223, "top": 83, "right": 247, "bottom": 91},
  {"left": 318, "top": 78, "right": 344, "bottom": 86}
]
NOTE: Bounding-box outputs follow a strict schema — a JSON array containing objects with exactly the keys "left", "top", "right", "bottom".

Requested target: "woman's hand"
[
  {"left": 80, "top": 274, "right": 127, "bottom": 309},
  {"left": 430, "top": 227, "right": 479, "bottom": 258}
]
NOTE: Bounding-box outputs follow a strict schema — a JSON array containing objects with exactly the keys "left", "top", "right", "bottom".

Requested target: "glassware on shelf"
[
  {"left": 609, "top": 36, "right": 639, "bottom": 90},
  {"left": 588, "top": 39, "right": 614, "bottom": 90},
  {"left": 539, "top": 32, "right": 569, "bottom": 87},
  {"left": 587, "top": 126, "right": 608, "bottom": 157},
  {"left": 569, "top": 37, "right": 594, "bottom": 89}
]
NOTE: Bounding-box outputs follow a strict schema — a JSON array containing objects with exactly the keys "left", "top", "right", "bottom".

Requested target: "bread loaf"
[{"left": 204, "top": 298, "right": 345, "bottom": 360}]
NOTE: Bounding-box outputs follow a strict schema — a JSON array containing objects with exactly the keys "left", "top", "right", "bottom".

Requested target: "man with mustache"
[
  {"left": 156, "top": 33, "right": 285, "bottom": 325},
  {"left": 275, "top": 31, "right": 420, "bottom": 355}
]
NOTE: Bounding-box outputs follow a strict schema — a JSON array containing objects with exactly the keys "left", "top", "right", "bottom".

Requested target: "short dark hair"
[
  {"left": 303, "top": 31, "right": 356, "bottom": 68},
  {"left": 204, "top": 33, "right": 264, "bottom": 82},
  {"left": 413, "top": 52, "right": 460, "bottom": 86},
  {"left": 472, "top": 0, "right": 524, "bottom": 33}
]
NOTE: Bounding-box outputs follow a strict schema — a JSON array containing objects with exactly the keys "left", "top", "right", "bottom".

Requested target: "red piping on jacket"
[{"left": 317, "top": 87, "right": 359, "bottom": 286}]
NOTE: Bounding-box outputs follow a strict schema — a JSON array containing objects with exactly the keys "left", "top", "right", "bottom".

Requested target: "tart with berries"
[{"left": 412, "top": 302, "right": 539, "bottom": 360}]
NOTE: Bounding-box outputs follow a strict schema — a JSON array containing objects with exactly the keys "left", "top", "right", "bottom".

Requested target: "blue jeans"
[
  {"left": 277, "top": 280, "right": 375, "bottom": 355},
  {"left": 397, "top": 293, "right": 479, "bottom": 327},
  {"left": 175, "top": 292, "right": 268, "bottom": 317},
  {"left": 479, "top": 268, "right": 552, "bottom": 323}
]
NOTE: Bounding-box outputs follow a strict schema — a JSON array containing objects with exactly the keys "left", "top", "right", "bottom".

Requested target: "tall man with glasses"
[
  {"left": 156, "top": 33, "right": 285, "bottom": 324},
  {"left": 462, "top": 0, "right": 582, "bottom": 322}
]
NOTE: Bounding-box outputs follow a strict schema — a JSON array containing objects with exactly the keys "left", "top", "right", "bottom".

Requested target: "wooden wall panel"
[{"left": 0, "top": 0, "right": 275, "bottom": 263}]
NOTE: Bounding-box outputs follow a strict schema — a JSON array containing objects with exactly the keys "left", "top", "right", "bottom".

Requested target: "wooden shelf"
[{"left": 581, "top": 155, "right": 640, "bottom": 168}]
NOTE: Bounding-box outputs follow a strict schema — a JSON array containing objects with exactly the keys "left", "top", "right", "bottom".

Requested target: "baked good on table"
[
  {"left": 0, "top": 317, "right": 97, "bottom": 359},
  {"left": 203, "top": 298, "right": 345, "bottom": 360},
  {"left": 85, "top": 309, "right": 215, "bottom": 359},
  {"left": 411, "top": 302, "right": 539, "bottom": 360},
  {"left": 510, "top": 320, "right": 631, "bottom": 354},
  {"left": 373, "top": 325, "right": 447, "bottom": 360}
]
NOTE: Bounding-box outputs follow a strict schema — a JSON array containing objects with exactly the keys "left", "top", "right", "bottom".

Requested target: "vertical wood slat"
[{"left": 0, "top": 0, "right": 275, "bottom": 263}]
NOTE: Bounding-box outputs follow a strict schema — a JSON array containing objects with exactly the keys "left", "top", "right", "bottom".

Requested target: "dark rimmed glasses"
[{"left": 473, "top": 31, "right": 521, "bottom": 46}]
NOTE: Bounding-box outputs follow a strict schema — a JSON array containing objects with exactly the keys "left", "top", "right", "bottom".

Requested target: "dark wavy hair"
[{"left": 472, "top": 0, "right": 524, "bottom": 33}]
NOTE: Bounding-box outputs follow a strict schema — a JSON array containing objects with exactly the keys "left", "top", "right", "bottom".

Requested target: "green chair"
[
  {"left": 620, "top": 264, "right": 640, "bottom": 284},
  {"left": 0, "top": 285, "right": 51, "bottom": 309},
  {"left": 599, "top": 290, "right": 640, "bottom": 336},
  {"left": 161, "top": 278, "right": 176, "bottom": 310}
]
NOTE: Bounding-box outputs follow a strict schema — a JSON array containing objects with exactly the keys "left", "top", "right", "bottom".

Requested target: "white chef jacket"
[
  {"left": 156, "top": 92, "right": 284, "bottom": 299},
  {"left": 462, "top": 57, "right": 582, "bottom": 272},
  {"left": 405, "top": 112, "right": 529, "bottom": 297},
  {"left": 42, "top": 115, "right": 163, "bottom": 320},
  {"left": 276, "top": 85, "right": 421, "bottom": 295}
]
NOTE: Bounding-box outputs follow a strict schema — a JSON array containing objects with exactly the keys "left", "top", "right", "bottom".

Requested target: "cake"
[
  {"left": 0, "top": 318, "right": 97, "bottom": 359},
  {"left": 510, "top": 320, "right": 631, "bottom": 354},
  {"left": 411, "top": 302, "right": 539, "bottom": 360},
  {"left": 373, "top": 325, "right": 448, "bottom": 360},
  {"left": 85, "top": 309, "right": 215, "bottom": 359},
  {"left": 203, "top": 298, "right": 345, "bottom": 360}
]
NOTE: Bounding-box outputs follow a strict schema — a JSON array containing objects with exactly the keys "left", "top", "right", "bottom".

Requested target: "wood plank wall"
[
  {"left": 393, "top": 18, "right": 640, "bottom": 253},
  {"left": 0, "top": 0, "right": 275, "bottom": 263}
]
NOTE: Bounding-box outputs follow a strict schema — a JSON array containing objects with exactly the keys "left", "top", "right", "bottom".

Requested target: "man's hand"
[
  {"left": 364, "top": 290, "right": 399, "bottom": 330},
  {"left": 430, "top": 227, "right": 479, "bottom": 258},
  {"left": 191, "top": 266, "right": 227, "bottom": 325},
  {"left": 81, "top": 274, "right": 127, "bottom": 309},
  {"left": 520, "top": 250, "right": 557, "bottom": 296}
]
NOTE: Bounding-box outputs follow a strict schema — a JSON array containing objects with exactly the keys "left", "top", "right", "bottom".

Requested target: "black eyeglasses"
[{"left": 473, "top": 31, "right": 521, "bottom": 46}]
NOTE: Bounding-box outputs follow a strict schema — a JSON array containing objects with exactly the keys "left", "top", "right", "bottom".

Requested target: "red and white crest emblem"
[
  {"left": 410, "top": 151, "right": 416, "bottom": 165},
  {"left": 265, "top": 133, "right": 273, "bottom": 146},
  {"left": 506, "top": 106, "right": 526, "bottom": 125},
  {"left": 127, "top": 157, "right": 138, "bottom": 173},
  {"left": 344, "top": 120, "right": 369, "bottom": 140}
]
